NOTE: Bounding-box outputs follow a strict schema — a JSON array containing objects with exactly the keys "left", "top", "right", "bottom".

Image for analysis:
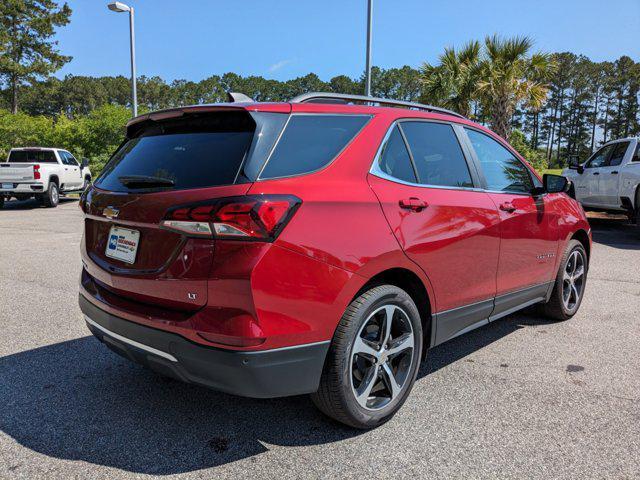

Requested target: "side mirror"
[
  {"left": 568, "top": 157, "right": 584, "bottom": 174},
  {"left": 81, "top": 158, "right": 89, "bottom": 169},
  {"left": 543, "top": 174, "right": 570, "bottom": 194}
]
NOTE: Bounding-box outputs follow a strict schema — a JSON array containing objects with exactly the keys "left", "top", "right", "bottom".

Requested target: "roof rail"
[{"left": 289, "top": 92, "right": 465, "bottom": 119}]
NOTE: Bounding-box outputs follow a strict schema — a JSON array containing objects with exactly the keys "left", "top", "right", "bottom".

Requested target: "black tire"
[
  {"left": 540, "top": 239, "right": 588, "bottom": 321},
  {"left": 43, "top": 182, "right": 59, "bottom": 208},
  {"left": 311, "top": 285, "right": 423, "bottom": 429},
  {"left": 0, "top": 196, "right": 4, "bottom": 209}
]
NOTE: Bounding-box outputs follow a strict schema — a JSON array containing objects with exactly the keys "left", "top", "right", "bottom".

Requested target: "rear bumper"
[
  {"left": 79, "top": 294, "right": 329, "bottom": 398},
  {"left": 0, "top": 182, "right": 43, "bottom": 194}
]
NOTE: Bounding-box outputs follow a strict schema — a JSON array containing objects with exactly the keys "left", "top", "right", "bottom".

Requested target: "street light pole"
[
  {"left": 128, "top": 7, "right": 137, "bottom": 117},
  {"left": 365, "top": 0, "right": 373, "bottom": 97},
  {"left": 108, "top": 2, "right": 137, "bottom": 117}
]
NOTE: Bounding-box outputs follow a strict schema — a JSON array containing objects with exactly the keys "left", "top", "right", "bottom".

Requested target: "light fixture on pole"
[
  {"left": 107, "top": 1, "right": 138, "bottom": 117},
  {"left": 364, "top": 0, "right": 373, "bottom": 96}
]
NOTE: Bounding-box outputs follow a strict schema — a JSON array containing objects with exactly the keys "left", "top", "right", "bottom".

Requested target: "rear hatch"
[{"left": 82, "top": 107, "right": 289, "bottom": 311}]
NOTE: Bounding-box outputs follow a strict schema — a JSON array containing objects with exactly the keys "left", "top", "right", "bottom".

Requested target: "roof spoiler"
[{"left": 227, "top": 92, "right": 255, "bottom": 103}]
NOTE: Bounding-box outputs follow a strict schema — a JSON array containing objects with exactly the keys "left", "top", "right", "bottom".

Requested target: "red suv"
[{"left": 79, "top": 93, "right": 591, "bottom": 429}]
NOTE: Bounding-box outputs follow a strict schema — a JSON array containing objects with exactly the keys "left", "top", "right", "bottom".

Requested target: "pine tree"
[{"left": 0, "top": 0, "right": 71, "bottom": 114}]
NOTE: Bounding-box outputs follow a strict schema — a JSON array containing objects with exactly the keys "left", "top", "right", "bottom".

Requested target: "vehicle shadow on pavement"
[
  {"left": 0, "top": 335, "right": 360, "bottom": 474},
  {"left": 1, "top": 197, "right": 77, "bottom": 210},
  {"left": 588, "top": 216, "right": 640, "bottom": 250},
  {"left": 420, "top": 310, "right": 548, "bottom": 377},
  {"left": 0, "top": 311, "right": 550, "bottom": 475}
]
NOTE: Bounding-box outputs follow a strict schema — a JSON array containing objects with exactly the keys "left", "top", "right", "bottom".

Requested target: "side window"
[
  {"left": 465, "top": 128, "right": 533, "bottom": 193},
  {"left": 58, "top": 152, "right": 71, "bottom": 165},
  {"left": 377, "top": 126, "right": 416, "bottom": 183},
  {"left": 606, "top": 142, "right": 629, "bottom": 167},
  {"left": 400, "top": 122, "right": 473, "bottom": 188},
  {"left": 633, "top": 143, "right": 640, "bottom": 162},
  {"left": 586, "top": 144, "right": 614, "bottom": 168},
  {"left": 260, "top": 114, "right": 370, "bottom": 179}
]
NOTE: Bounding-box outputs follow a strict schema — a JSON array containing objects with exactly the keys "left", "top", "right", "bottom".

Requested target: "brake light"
[
  {"left": 33, "top": 164, "right": 40, "bottom": 180},
  {"left": 160, "top": 195, "right": 301, "bottom": 241}
]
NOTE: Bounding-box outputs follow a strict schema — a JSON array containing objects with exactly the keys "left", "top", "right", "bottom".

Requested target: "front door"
[
  {"left": 369, "top": 121, "right": 501, "bottom": 341},
  {"left": 463, "top": 128, "right": 558, "bottom": 301}
]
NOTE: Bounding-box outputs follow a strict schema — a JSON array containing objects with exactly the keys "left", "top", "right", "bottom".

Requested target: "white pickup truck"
[
  {"left": 563, "top": 137, "right": 640, "bottom": 225},
  {"left": 0, "top": 147, "right": 92, "bottom": 209}
]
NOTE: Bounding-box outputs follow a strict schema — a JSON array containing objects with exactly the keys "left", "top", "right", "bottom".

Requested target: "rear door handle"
[
  {"left": 611, "top": 171, "right": 619, "bottom": 174},
  {"left": 399, "top": 197, "right": 428, "bottom": 212},
  {"left": 499, "top": 202, "right": 516, "bottom": 213},
  {"left": 593, "top": 172, "right": 600, "bottom": 175}
]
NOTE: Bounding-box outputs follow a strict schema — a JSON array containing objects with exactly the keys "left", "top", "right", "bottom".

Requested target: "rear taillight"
[
  {"left": 160, "top": 195, "right": 301, "bottom": 241},
  {"left": 33, "top": 164, "right": 40, "bottom": 180}
]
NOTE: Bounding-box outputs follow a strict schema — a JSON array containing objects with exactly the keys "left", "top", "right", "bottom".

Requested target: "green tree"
[
  {"left": 476, "top": 35, "right": 555, "bottom": 140},
  {"left": 0, "top": 0, "right": 72, "bottom": 114},
  {"left": 420, "top": 41, "right": 481, "bottom": 117}
]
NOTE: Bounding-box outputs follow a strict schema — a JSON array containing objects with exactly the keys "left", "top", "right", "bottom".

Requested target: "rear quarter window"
[{"left": 259, "top": 114, "right": 370, "bottom": 179}]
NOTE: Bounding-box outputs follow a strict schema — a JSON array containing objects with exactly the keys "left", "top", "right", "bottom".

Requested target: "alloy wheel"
[
  {"left": 562, "top": 249, "right": 585, "bottom": 312},
  {"left": 350, "top": 304, "right": 416, "bottom": 411}
]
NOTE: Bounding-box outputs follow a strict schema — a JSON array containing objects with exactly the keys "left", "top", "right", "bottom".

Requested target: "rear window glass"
[
  {"left": 259, "top": 114, "right": 370, "bottom": 179},
  {"left": 95, "top": 112, "right": 255, "bottom": 192},
  {"left": 401, "top": 122, "right": 473, "bottom": 188},
  {"left": 8, "top": 150, "right": 57, "bottom": 163}
]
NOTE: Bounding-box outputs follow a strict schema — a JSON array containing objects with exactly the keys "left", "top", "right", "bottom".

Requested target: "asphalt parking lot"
[{"left": 1, "top": 198, "right": 639, "bottom": 479}]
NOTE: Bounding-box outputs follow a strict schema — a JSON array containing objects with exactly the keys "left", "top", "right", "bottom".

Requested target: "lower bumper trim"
[
  {"left": 79, "top": 294, "right": 330, "bottom": 399},
  {"left": 85, "top": 316, "right": 178, "bottom": 362}
]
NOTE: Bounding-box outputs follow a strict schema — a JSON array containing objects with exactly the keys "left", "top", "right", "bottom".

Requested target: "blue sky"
[{"left": 55, "top": 0, "right": 640, "bottom": 82}]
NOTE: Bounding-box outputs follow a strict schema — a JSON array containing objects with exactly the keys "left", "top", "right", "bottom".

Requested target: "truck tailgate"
[{"left": 0, "top": 163, "right": 35, "bottom": 181}]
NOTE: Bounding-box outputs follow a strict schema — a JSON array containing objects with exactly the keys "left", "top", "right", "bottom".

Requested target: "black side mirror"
[
  {"left": 81, "top": 158, "right": 89, "bottom": 168},
  {"left": 568, "top": 157, "right": 584, "bottom": 174},
  {"left": 543, "top": 174, "right": 570, "bottom": 194}
]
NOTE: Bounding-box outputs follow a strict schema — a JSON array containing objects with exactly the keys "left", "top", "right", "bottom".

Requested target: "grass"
[{"left": 542, "top": 168, "right": 563, "bottom": 176}]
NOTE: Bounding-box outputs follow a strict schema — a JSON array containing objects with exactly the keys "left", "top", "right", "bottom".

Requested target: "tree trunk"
[
  {"left": 491, "top": 94, "right": 511, "bottom": 140},
  {"left": 11, "top": 75, "right": 18, "bottom": 114},
  {"left": 590, "top": 87, "right": 600, "bottom": 153}
]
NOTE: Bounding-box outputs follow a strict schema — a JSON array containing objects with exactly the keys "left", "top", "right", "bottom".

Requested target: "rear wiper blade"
[{"left": 118, "top": 175, "right": 175, "bottom": 188}]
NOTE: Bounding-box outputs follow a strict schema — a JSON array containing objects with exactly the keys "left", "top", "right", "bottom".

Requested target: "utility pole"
[{"left": 365, "top": 0, "right": 373, "bottom": 96}]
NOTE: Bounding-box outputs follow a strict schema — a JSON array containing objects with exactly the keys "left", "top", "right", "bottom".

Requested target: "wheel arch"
[
  {"left": 351, "top": 267, "right": 433, "bottom": 357},
  {"left": 49, "top": 174, "right": 59, "bottom": 186},
  {"left": 571, "top": 229, "right": 591, "bottom": 260}
]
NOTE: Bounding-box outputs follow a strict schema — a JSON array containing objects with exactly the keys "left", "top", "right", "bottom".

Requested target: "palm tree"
[
  {"left": 476, "top": 35, "right": 556, "bottom": 139},
  {"left": 420, "top": 41, "right": 481, "bottom": 118}
]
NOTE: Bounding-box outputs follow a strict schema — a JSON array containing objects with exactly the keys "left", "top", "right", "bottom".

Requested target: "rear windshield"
[
  {"left": 8, "top": 150, "right": 57, "bottom": 163},
  {"left": 95, "top": 111, "right": 256, "bottom": 192},
  {"left": 259, "top": 114, "right": 371, "bottom": 179}
]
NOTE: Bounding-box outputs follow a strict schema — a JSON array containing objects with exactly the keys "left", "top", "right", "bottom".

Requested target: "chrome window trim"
[
  {"left": 369, "top": 118, "right": 484, "bottom": 192},
  {"left": 256, "top": 113, "right": 373, "bottom": 182}
]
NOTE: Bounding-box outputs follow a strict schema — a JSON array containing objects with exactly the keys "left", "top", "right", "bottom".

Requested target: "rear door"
[
  {"left": 83, "top": 109, "right": 282, "bottom": 310},
  {"left": 463, "top": 127, "right": 558, "bottom": 301},
  {"left": 598, "top": 141, "right": 630, "bottom": 208},
  {"left": 581, "top": 144, "right": 615, "bottom": 207},
  {"left": 62, "top": 151, "right": 84, "bottom": 188},
  {"left": 369, "top": 120, "right": 501, "bottom": 341},
  {"left": 59, "top": 151, "right": 82, "bottom": 188}
]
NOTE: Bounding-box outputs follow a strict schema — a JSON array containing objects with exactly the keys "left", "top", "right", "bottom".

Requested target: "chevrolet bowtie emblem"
[{"left": 103, "top": 206, "right": 120, "bottom": 219}]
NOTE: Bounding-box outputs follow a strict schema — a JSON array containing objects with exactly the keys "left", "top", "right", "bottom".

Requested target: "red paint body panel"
[
  {"left": 368, "top": 174, "right": 501, "bottom": 312},
  {"left": 485, "top": 192, "right": 559, "bottom": 294},
  {"left": 80, "top": 101, "right": 591, "bottom": 354}
]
